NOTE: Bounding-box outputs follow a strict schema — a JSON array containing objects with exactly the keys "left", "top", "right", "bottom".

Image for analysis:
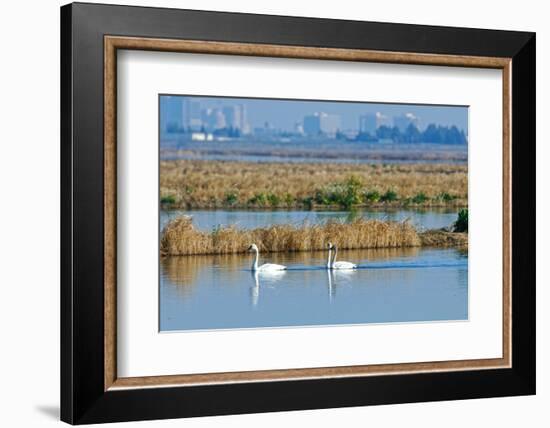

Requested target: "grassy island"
[{"left": 161, "top": 216, "right": 467, "bottom": 256}]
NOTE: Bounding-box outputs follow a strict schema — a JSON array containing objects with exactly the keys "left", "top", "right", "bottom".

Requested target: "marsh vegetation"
[
  {"left": 160, "top": 160, "right": 467, "bottom": 210},
  {"left": 160, "top": 215, "right": 466, "bottom": 256}
]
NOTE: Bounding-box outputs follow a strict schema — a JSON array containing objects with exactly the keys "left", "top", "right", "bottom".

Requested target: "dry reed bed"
[
  {"left": 161, "top": 216, "right": 429, "bottom": 256},
  {"left": 419, "top": 229, "right": 468, "bottom": 248},
  {"left": 160, "top": 159, "right": 467, "bottom": 209}
]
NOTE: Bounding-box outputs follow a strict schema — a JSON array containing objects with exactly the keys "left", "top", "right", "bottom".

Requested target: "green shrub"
[
  {"left": 365, "top": 190, "right": 381, "bottom": 202},
  {"left": 267, "top": 193, "right": 281, "bottom": 206},
  {"left": 380, "top": 189, "right": 398, "bottom": 202},
  {"left": 224, "top": 191, "right": 238, "bottom": 206},
  {"left": 160, "top": 195, "right": 176, "bottom": 204},
  {"left": 314, "top": 176, "right": 364, "bottom": 208},
  {"left": 302, "top": 197, "right": 314, "bottom": 210},
  {"left": 314, "top": 188, "right": 333, "bottom": 205},
  {"left": 337, "top": 176, "right": 364, "bottom": 208},
  {"left": 453, "top": 209, "right": 468, "bottom": 232},
  {"left": 412, "top": 192, "right": 428, "bottom": 204},
  {"left": 283, "top": 193, "right": 294, "bottom": 206},
  {"left": 248, "top": 192, "right": 282, "bottom": 207},
  {"left": 248, "top": 193, "right": 268, "bottom": 206},
  {"left": 437, "top": 192, "right": 456, "bottom": 202}
]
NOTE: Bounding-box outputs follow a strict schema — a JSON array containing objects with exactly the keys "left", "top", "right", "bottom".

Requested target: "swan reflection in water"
[
  {"left": 249, "top": 267, "right": 357, "bottom": 307},
  {"left": 327, "top": 268, "right": 356, "bottom": 302},
  {"left": 327, "top": 270, "right": 334, "bottom": 302},
  {"left": 249, "top": 269, "right": 286, "bottom": 307}
]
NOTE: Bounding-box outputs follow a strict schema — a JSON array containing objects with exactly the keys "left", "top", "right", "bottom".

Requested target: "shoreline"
[{"left": 161, "top": 201, "right": 468, "bottom": 210}]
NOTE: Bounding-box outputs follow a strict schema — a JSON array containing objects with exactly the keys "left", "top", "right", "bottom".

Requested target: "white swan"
[
  {"left": 328, "top": 242, "right": 357, "bottom": 270},
  {"left": 248, "top": 244, "right": 287, "bottom": 272}
]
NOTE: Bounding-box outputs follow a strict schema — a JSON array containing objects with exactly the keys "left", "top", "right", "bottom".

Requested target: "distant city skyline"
[{"left": 160, "top": 94, "right": 468, "bottom": 134}]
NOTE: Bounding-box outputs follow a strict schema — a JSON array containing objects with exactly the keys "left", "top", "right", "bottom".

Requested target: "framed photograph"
[{"left": 61, "top": 2, "right": 535, "bottom": 424}]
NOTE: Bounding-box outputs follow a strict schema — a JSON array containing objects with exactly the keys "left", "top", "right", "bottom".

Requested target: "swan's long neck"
[
  {"left": 332, "top": 246, "right": 338, "bottom": 266},
  {"left": 251, "top": 248, "right": 259, "bottom": 271},
  {"left": 327, "top": 248, "right": 332, "bottom": 268}
]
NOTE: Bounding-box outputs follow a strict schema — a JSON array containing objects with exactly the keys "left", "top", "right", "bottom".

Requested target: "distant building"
[
  {"left": 160, "top": 96, "right": 184, "bottom": 133},
  {"left": 303, "top": 115, "right": 320, "bottom": 135},
  {"left": 359, "top": 113, "right": 377, "bottom": 134},
  {"left": 190, "top": 132, "right": 214, "bottom": 141},
  {"left": 375, "top": 112, "right": 391, "bottom": 128},
  {"left": 253, "top": 121, "right": 279, "bottom": 138},
  {"left": 240, "top": 105, "right": 250, "bottom": 134},
  {"left": 213, "top": 109, "right": 226, "bottom": 129},
  {"left": 185, "top": 99, "right": 202, "bottom": 131},
  {"left": 340, "top": 130, "right": 359, "bottom": 140},
  {"left": 201, "top": 107, "right": 226, "bottom": 132},
  {"left": 223, "top": 105, "right": 238, "bottom": 129},
  {"left": 393, "top": 113, "right": 419, "bottom": 132},
  {"left": 222, "top": 104, "right": 249, "bottom": 132},
  {"left": 294, "top": 122, "right": 305, "bottom": 136},
  {"left": 360, "top": 112, "right": 391, "bottom": 135},
  {"left": 303, "top": 112, "right": 341, "bottom": 137}
]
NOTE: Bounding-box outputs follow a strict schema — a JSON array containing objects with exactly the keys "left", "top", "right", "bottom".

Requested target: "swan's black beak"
[{"left": 247, "top": 245, "right": 253, "bottom": 251}]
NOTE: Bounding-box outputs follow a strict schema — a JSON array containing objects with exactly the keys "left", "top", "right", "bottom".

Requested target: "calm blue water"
[
  {"left": 161, "top": 139, "right": 467, "bottom": 164},
  {"left": 160, "top": 208, "right": 457, "bottom": 232},
  {"left": 160, "top": 247, "right": 468, "bottom": 331},
  {"left": 163, "top": 153, "right": 463, "bottom": 165}
]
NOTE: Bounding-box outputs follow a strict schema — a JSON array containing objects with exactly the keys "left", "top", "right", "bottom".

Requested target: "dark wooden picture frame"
[{"left": 61, "top": 2, "right": 535, "bottom": 424}]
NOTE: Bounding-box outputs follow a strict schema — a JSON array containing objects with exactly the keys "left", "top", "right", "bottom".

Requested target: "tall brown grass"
[
  {"left": 419, "top": 229, "right": 468, "bottom": 248},
  {"left": 160, "top": 159, "right": 467, "bottom": 209},
  {"left": 161, "top": 216, "right": 421, "bottom": 256}
]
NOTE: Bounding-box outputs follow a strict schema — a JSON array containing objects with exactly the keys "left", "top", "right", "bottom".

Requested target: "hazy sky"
[{"left": 163, "top": 94, "right": 468, "bottom": 132}]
